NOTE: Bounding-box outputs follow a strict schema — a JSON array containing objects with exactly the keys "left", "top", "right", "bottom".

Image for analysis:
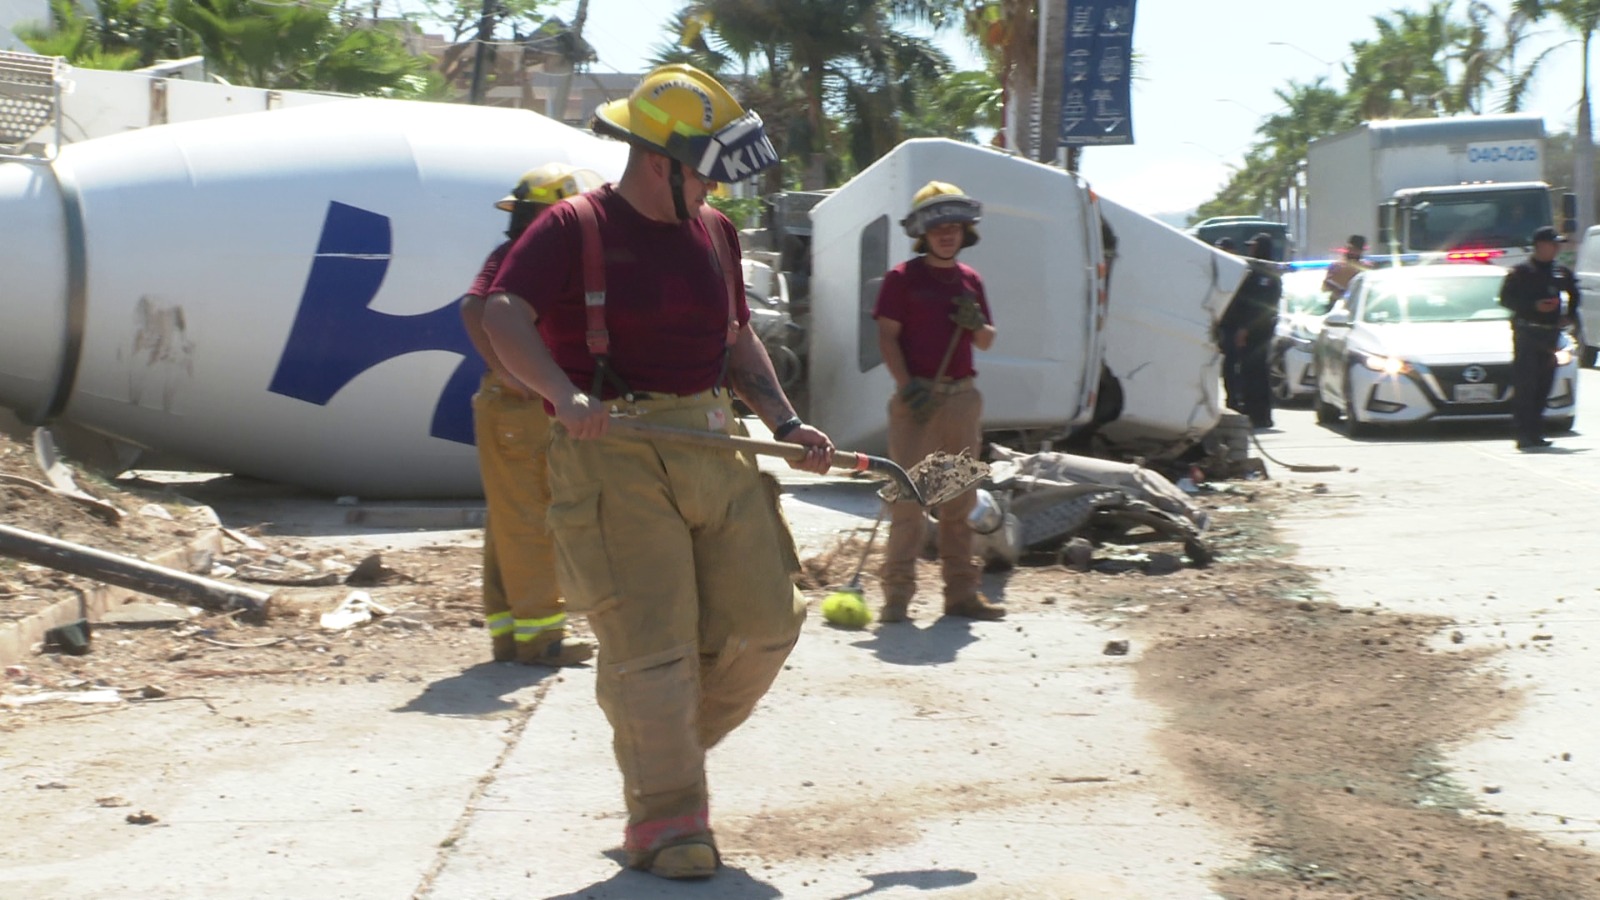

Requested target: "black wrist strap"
[{"left": 773, "top": 416, "right": 803, "bottom": 440}]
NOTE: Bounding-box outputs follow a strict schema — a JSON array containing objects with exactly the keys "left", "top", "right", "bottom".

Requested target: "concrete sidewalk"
[{"left": 1, "top": 474, "right": 1242, "bottom": 900}]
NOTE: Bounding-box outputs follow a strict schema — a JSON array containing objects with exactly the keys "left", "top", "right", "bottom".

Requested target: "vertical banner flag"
[{"left": 1060, "top": 1, "right": 1137, "bottom": 146}]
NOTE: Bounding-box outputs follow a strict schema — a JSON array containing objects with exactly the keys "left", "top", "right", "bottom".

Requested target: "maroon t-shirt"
[
  {"left": 872, "top": 257, "right": 992, "bottom": 380},
  {"left": 488, "top": 185, "right": 749, "bottom": 398},
  {"left": 469, "top": 241, "right": 510, "bottom": 297}
]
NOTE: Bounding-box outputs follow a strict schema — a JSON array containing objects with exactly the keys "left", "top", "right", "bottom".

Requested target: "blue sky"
[{"left": 547, "top": 0, "right": 1592, "bottom": 215}]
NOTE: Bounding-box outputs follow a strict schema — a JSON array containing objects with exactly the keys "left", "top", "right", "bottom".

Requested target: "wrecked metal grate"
[{"left": 0, "top": 51, "right": 65, "bottom": 152}]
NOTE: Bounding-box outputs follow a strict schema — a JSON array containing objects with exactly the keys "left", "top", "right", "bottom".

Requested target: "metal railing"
[{"left": 0, "top": 50, "right": 66, "bottom": 160}]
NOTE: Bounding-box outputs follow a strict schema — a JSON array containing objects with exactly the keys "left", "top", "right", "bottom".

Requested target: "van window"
[
  {"left": 858, "top": 215, "right": 889, "bottom": 372},
  {"left": 1576, "top": 229, "right": 1600, "bottom": 274}
]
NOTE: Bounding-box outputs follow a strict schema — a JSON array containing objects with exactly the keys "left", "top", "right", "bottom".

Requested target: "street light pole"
[{"left": 468, "top": 0, "right": 498, "bottom": 106}]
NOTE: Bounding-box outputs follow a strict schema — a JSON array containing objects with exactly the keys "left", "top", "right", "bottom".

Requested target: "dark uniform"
[
  {"left": 1220, "top": 236, "right": 1283, "bottom": 428},
  {"left": 1498, "top": 238, "right": 1579, "bottom": 448}
]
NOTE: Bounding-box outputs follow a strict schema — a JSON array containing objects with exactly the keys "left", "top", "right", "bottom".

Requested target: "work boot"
[
  {"left": 491, "top": 633, "right": 516, "bottom": 663},
  {"left": 879, "top": 597, "right": 911, "bottom": 624},
  {"left": 516, "top": 634, "right": 594, "bottom": 667},
  {"left": 626, "top": 835, "right": 720, "bottom": 880},
  {"left": 943, "top": 593, "right": 1006, "bottom": 621}
]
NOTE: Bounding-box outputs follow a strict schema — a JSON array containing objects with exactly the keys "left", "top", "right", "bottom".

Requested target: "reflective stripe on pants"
[{"left": 473, "top": 373, "right": 568, "bottom": 648}]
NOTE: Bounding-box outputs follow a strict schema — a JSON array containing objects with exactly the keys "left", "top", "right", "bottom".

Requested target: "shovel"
[
  {"left": 609, "top": 418, "right": 928, "bottom": 505},
  {"left": 607, "top": 420, "right": 991, "bottom": 509}
]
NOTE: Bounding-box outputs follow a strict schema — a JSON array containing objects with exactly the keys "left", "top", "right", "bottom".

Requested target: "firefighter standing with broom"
[{"left": 873, "top": 181, "right": 1006, "bottom": 624}]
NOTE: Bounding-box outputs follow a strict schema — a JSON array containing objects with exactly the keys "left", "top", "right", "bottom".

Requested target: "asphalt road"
[{"left": 1268, "top": 367, "right": 1600, "bottom": 851}]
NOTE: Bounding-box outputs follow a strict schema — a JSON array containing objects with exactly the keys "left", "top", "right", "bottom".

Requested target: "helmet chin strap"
[{"left": 669, "top": 159, "right": 691, "bottom": 221}]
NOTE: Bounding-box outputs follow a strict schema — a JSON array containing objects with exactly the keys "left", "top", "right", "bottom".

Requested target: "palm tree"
[
  {"left": 1516, "top": 0, "right": 1600, "bottom": 232},
  {"left": 170, "top": 0, "right": 429, "bottom": 95},
  {"left": 1476, "top": 0, "right": 1566, "bottom": 111},
  {"left": 899, "top": 69, "right": 1003, "bottom": 143},
  {"left": 670, "top": 0, "right": 956, "bottom": 188},
  {"left": 961, "top": 0, "right": 1037, "bottom": 156},
  {"left": 18, "top": 0, "right": 193, "bottom": 71},
  {"left": 1344, "top": 2, "right": 1467, "bottom": 119}
]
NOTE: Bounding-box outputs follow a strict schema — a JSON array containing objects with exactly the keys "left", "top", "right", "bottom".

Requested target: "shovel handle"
[{"left": 607, "top": 419, "right": 924, "bottom": 505}]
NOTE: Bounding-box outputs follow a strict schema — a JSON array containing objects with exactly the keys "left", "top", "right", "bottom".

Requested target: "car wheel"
[
  {"left": 1314, "top": 372, "right": 1341, "bottom": 424},
  {"left": 1550, "top": 415, "right": 1576, "bottom": 433},
  {"left": 1343, "top": 375, "right": 1371, "bottom": 438},
  {"left": 1582, "top": 345, "right": 1599, "bottom": 369},
  {"left": 1268, "top": 350, "right": 1292, "bottom": 403}
]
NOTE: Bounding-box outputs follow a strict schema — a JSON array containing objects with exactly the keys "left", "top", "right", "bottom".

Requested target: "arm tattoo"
[{"left": 730, "top": 364, "right": 794, "bottom": 424}]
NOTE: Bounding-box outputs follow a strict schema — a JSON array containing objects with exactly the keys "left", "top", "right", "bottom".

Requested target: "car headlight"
[
  {"left": 1361, "top": 353, "right": 1411, "bottom": 375},
  {"left": 1555, "top": 346, "right": 1575, "bottom": 366}
]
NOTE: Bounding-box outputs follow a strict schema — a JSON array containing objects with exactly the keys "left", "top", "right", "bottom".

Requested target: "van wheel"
[
  {"left": 1582, "top": 345, "right": 1598, "bottom": 369},
  {"left": 1550, "top": 415, "right": 1576, "bottom": 434}
]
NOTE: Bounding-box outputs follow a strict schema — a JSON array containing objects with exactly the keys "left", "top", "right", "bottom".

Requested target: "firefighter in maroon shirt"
[
  {"left": 459, "top": 163, "right": 603, "bottom": 667},
  {"left": 874, "top": 181, "right": 1005, "bottom": 624},
  {"left": 480, "top": 65, "right": 832, "bottom": 882}
]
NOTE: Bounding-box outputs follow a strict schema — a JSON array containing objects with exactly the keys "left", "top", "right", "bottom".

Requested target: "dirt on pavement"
[{"left": 4, "top": 429, "right": 1600, "bottom": 899}]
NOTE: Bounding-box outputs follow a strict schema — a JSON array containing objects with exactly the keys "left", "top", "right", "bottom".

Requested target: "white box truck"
[{"left": 1305, "top": 114, "right": 1574, "bottom": 266}]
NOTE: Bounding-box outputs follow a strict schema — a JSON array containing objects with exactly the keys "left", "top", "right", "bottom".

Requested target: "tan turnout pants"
[
  {"left": 472, "top": 373, "right": 572, "bottom": 663},
  {"left": 882, "top": 381, "right": 983, "bottom": 605},
  {"left": 543, "top": 391, "right": 805, "bottom": 854}
]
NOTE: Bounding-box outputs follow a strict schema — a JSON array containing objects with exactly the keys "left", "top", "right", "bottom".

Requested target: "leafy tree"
[
  {"left": 1344, "top": 1, "right": 1466, "bottom": 118},
  {"left": 16, "top": 0, "right": 191, "bottom": 70},
  {"left": 659, "top": 1, "right": 958, "bottom": 188},
  {"left": 415, "top": 0, "right": 553, "bottom": 44},
  {"left": 170, "top": 0, "right": 431, "bottom": 96},
  {"left": 20, "top": 0, "right": 441, "bottom": 99},
  {"left": 900, "top": 69, "right": 1002, "bottom": 143}
]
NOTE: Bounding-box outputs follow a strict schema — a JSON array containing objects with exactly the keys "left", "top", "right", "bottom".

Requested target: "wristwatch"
[{"left": 772, "top": 416, "right": 804, "bottom": 440}]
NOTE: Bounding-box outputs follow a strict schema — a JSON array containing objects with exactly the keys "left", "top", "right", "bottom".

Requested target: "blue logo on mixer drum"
[{"left": 268, "top": 201, "right": 484, "bottom": 445}]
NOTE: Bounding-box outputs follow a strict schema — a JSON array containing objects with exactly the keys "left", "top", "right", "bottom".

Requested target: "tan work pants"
[
  {"left": 472, "top": 373, "right": 570, "bottom": 662},
  {"left": 544, "top": 391, "right": 805, "bottom": 853},
  {"left": 882, "top": 382, "right": 983, "bottom": 605}
]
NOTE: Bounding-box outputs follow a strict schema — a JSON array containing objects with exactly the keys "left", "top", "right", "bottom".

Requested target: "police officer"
[
  {"left": 1219, "top": 233, "right": 1282, "bottom": 428},
  {"left": 1498, "top": 225, "right": 1580, "bottom": 450}
]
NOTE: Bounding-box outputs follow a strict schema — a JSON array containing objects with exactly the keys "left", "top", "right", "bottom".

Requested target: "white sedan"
[
  {"left": 1270, "top": 268, "right": 1338, "bottom": 403},
  {"left": 1311, "top": 264, "right": 1579, "bottom": 436}
]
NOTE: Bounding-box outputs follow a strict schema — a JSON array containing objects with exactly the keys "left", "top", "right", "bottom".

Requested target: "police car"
[
  {"left": 1269, "top": 267, "right": 1338, "bottom": 403},
  {"left": 1311, "top": 264, "right": 1579, "bottom": 435}
]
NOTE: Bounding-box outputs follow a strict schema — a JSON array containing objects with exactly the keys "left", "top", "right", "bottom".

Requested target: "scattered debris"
[
  {"left": 319, "top": 591, "right": 393, "bottom": 632},
  {"left": 125, "top": 811, "right": 159, "bottom": 825},
  {"left": 0, "top": 522, "right": 270, "bottom": 618},
  {"left": 984, "top": 446, "right": 1214, "bottom": 569},
  {"left": 43, "top": 619, "right": 92, "bottom": 656},
  {"left": 1103, "top": 640, "right": 1131, "bottom": 656},
  {"left": 1, "top": 688, "right": 123, "bottom": 707}
]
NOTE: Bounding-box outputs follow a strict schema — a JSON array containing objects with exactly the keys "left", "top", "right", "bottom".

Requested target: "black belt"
[{"left": 1513, "top": 318, "right": 1559, "bottom": 331}]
